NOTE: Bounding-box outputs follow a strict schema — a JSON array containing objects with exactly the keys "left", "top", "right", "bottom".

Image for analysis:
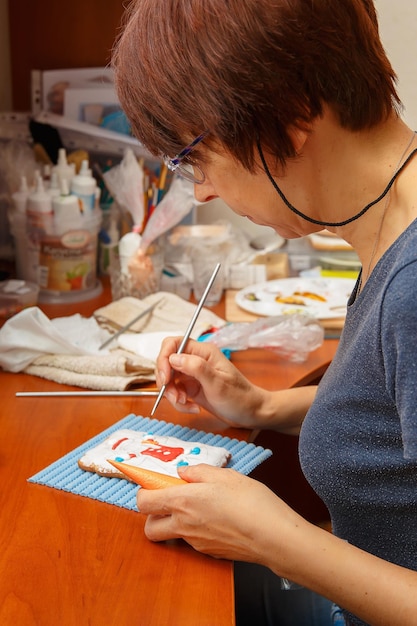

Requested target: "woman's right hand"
[{"left": 154, "top": 336, "right": 266, "bottom": 429}]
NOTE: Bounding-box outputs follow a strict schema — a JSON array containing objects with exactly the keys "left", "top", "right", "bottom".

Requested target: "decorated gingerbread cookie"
[{"left": 78, "top": 429, "right": 231, "bottom": 479}]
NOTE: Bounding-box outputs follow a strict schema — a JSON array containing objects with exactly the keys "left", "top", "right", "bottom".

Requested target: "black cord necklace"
[{"left": 256, "top": 139, "right": 417, "bottom": 228}]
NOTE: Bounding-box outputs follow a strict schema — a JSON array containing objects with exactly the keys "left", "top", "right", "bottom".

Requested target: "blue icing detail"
[
  {"left": 114, "top": 456, "right": 124, "bottom": 462},
  {"left": 177, "top": 460, "right": 189, "bottom": 467},
  {"left": 190, "top": 447, "right": 201, "bottom": 455}
]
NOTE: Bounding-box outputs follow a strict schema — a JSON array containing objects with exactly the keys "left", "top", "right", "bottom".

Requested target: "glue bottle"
[
  {"left": 53, "top": 148, "right": 75, "bottom": 184},
  {"left": 70, "top": 159, "right": 97, "bottom": 213},
  {"left": 11, "top": 175, "right": 29, "bottom": 213},
  {"left": 47, "top": 170, "right": 61, "bottom": 199},
  {"left": 52, "top": 179, "right": 83, "bottom": 235},
  {"left": 26, "top": 174, "right": 54, "bottom": 235}
]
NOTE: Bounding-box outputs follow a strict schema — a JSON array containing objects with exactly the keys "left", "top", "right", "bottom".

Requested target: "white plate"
[{"left": 235, "top": 277, "right": 357, "bottom": 319}]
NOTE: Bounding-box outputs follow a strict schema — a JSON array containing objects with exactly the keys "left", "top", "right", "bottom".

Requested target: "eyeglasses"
[{"left": 164, "top": 131, "right": 208, "bottom": 184}]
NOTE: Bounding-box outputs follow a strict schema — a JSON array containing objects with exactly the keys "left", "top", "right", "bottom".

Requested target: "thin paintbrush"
[{"left": 150, "top": 262, "right": 221, "bottom": 416}]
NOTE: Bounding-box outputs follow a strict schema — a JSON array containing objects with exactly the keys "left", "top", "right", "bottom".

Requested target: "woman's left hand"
[{"left": 136, "top": 464, "right": 299, "bottom": 564}]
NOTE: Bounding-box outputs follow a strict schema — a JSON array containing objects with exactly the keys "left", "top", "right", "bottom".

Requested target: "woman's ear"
[{"left": 288, "top": 125, "right": 309, "bottom": 154}]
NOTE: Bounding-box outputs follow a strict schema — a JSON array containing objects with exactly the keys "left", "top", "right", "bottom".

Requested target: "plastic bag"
[
  {"left": 205, "top": 314, "right": 324, "bottom": 362},
  {"left": 140, "top": 175, "right": 196, "bottom": 252},
  {"left": 102, "top": 148, "right": 144, "bottom": 229}
]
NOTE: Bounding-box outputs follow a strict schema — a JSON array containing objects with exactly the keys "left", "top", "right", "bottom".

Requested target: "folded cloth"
[
  {"left": 0, "top": 307, "right": 155, "bottom": 390},
  {"left": 94, "top": 292, "right": 226, "bottom": 337},
  {"left": 0, "top": 307, "right": 108, "bottom": 372},
  {"left": 25, "top": 350, "right": 156, "bottom": 390}
]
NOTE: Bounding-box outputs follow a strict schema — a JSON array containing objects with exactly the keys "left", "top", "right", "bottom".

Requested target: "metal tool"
[
  {"left": 16, "top": 390, "right": 159, "bottom": 397},
  {"left": 150, "top": 262, "right": 221, "bottom": 416},
  {"left": 98, "top": 299, "right": 163, "bottom": 350}
]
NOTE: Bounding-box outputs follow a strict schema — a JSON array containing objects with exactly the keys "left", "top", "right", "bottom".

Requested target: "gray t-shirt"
[{"left": 299, "top": 218, "right": 417, "bottom": 625}]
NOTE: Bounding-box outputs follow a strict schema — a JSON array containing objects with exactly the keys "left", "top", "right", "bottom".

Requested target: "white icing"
[{"left": 79, "top": 429, "right": 231, "bottom": 478}]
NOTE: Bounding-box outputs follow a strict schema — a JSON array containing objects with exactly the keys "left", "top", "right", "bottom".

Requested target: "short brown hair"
[{"left": 113, "top": 0, "right": 400, "bottom": 170}]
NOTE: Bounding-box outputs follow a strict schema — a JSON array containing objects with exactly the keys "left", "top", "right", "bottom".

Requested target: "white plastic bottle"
[
  {"left": 47, "top": 170, "right": 61, "bottom": 199},
  {"left": 26, "top": 174, "right": 54, "bottom": 235},
  {"left": 53, "top": 148, "right": 75, "bottom": 184},
  {"left": 70, "top": 159, "right": 97, "bottom": 213},
  {"left": 11, "top": 175, "right": 29, "bottom": 213},
  {"left": 52, "top": 179, "right": 83, "bottom": 235}
]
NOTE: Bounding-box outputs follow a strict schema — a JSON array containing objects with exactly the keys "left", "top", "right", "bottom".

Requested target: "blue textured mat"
[{"left": 28, "top": 414, "right": 272, "bottom": 511}]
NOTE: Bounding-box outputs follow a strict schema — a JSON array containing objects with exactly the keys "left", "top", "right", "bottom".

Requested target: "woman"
[{"left": 113, "top": 1, "right": 417, "bottom": 624}]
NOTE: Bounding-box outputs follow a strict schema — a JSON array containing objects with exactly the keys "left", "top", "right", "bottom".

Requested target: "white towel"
[
  {"left": 0, "top": 307, "right": 109, "bottom": 372},
  {"left": 24, "top": 350, "right": 156, "bottom": 390}
]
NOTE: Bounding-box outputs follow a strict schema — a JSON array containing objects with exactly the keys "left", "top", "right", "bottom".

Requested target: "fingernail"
[
  {"left": 178, "top": 391, "right": 187, "bottom": 405},
  {"left": 165, "top": 390, "right": 176, "bottom": 403},
  {"left": 169, "top": 354, "right": 182, "bottom": 367}
]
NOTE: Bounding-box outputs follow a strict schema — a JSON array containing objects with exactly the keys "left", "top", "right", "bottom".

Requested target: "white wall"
[{"left": 375, "top": 0, "right": 417, "bottom": 128}]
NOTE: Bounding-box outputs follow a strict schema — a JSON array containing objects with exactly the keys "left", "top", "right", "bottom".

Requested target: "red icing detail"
[
  {"left": 112, "top": 437, "right": 129, "bottom": 450},
  {"left": 141, "top": 445, "right": 184, "bottom": 462},
  {"left": 128, "top": 453, "right": 137, "bottom": 458}
]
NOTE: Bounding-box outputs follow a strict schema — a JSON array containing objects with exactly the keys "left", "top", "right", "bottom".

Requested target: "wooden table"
[{"left": 0, "top": 281, "right": 338, "bottom": 625}]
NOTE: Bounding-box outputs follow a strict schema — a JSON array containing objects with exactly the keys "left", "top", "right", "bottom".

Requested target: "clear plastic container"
[
  {"left": 0, "top": 280, "right": 40, "bottom": 319},
  {"left": 8, "top": 209, "right": 102, "bottom": 303},
  {"left": 109, "top": 242, "right": 164, "bottom": 301}
]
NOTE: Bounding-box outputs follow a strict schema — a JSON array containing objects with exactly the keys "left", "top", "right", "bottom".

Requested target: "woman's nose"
[{"left": 194, "top": 179, "right": 218, "bottom": 204}]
